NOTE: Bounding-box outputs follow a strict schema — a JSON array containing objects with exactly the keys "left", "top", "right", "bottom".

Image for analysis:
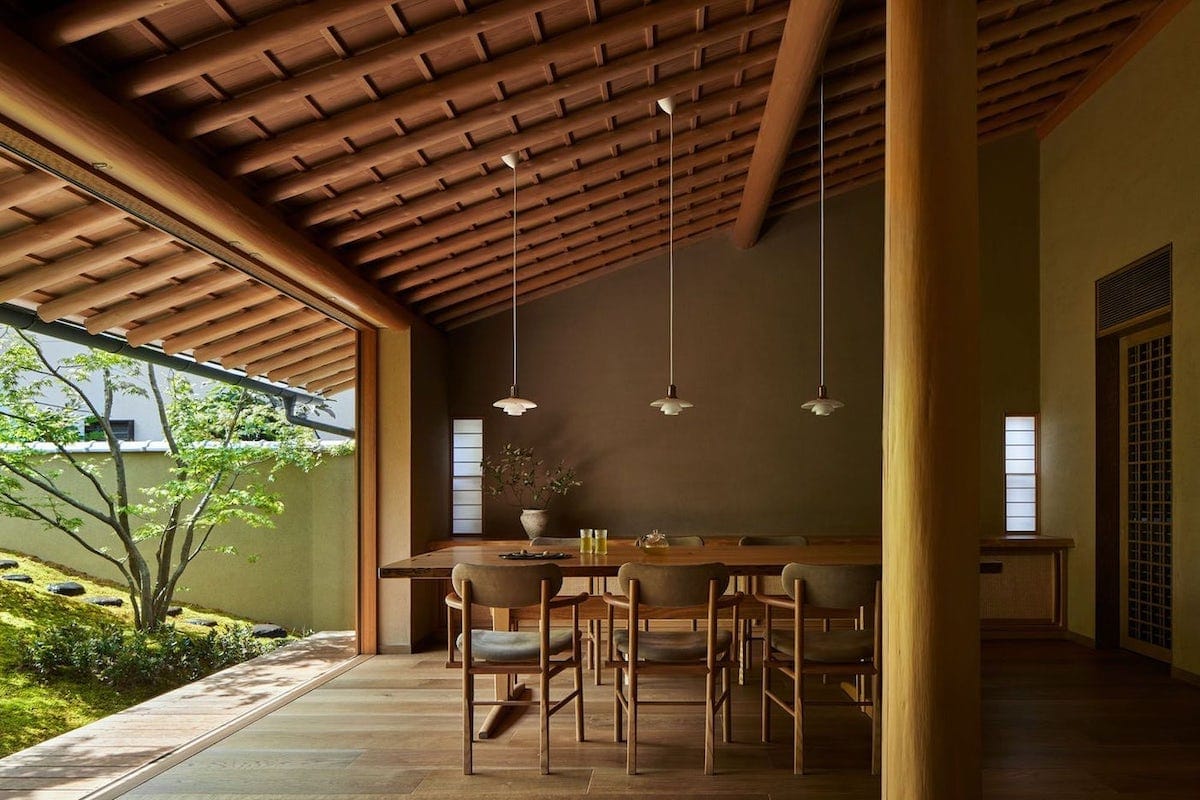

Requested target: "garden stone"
[
  {"left": 166, "top": 606, "right": 182, "bottom": 617},
  {"left": 87, "top": 597, "right": 124, "bottom": 607},
  {"left": 251, "top": 623, "right": 287, "bottom": 639},
  {"left": 46, "top": 581, "right": 86, "bottom": 596},
  {"left": 187, "top": 618, "right": 217, "bottom": 627},
  {"left": 0, "top": 559, "right": 16, "bottom": 569},
  {"left": 2, "top": 573, "right": 32, "bottom": 583}
]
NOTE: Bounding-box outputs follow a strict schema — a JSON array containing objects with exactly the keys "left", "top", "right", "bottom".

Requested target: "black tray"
[{"left": 498, "top": 551, "right": 572, "bottom": 560}]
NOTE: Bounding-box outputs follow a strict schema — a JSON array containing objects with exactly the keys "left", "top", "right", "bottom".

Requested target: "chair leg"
[
  {"left": 761, "top": 646, "right": 771, "bottom": 743},
  {"left": 614, "top": 665, "right": 624, "bottom": 742},
  {"left": 722, "top": 662, "right": 732, "bottom": 743},
  {"left": 704, "top": 668, "right": 716, "bottom": 775},
  {"left": 794, "top": 670, "right": 804, "bottom": 775},
  {"left": 574, "top": 652, "right": 585, "bottom": 742},
  {"left": 627, "top": 669, "right": 638, "bottom": 775},
  {"left": 463, "top": 670, "right": 474, "bottom": 775},
  {"left": 540, "top": 668, "right": 551, "bottom": 775},
  {"left": 591, "top": 620, "right": 603, "bottom": 686},
  {"left": 870, "top": 672, "right": 881, "bottom": 776}
]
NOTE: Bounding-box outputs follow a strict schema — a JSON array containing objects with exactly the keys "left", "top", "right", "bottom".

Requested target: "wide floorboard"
[{"left": 118, "top": 640, "right": 1199, "bottom": 799}]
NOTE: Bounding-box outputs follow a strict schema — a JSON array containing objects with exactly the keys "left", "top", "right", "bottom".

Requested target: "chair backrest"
[
  {"left": 780, "top": 563, "right": 880, "bottom": 610},
  {"left": 529, "top": 537, "right": 579, "bottom": 548},
  {"left": 618, "top": 562, "right": 729, "bottom": 607},
  {"left": 738, "top": 535, "right": 810, "bottom": 546},
  {"left": 668, "top": 535, "right": 705, "bottom": 547},
  {"left": 452, "top": 562, "right": 563, "bottom": 608}
]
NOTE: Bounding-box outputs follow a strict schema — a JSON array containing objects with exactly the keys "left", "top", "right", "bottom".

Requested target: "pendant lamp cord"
[
  {"left": 818, "top": 76, "right": 826, "bottom": 387},
  {"left": 510, "top": 157, "right": 518, "bottom": 388},
  {"left": 667, "top": 108, "right": 675, "bottom": 386}
]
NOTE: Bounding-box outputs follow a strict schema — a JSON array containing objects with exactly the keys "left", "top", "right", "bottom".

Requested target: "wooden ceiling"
[{"left": 0, "top": 0, "right": 1176, "bottom": 383}]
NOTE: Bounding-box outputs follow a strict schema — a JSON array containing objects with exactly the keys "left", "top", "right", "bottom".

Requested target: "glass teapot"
[{"left": 636, "top": 529, "right": 669, "bottom": 549}]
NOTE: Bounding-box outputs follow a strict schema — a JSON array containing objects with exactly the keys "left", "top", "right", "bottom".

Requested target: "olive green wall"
[
  {"left": 0, "top": 452, "right": 356, "bottom": 632},
  {"left": 446, "top": 134, "right": 1039, "bottom": 542},
  {"left": 1039, "top": 3, "right": 1200, "bottom": 673}
]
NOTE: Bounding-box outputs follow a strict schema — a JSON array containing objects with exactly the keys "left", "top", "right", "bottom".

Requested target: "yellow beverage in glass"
[
  {"left": 579, "top": 528, "right": 594, "bottom": 554},
  {"left": 595, "top": 528, "right": 608, "bottom": 555}
]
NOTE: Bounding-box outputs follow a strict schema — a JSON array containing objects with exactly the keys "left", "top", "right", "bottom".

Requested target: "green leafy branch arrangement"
[{"left": 481, "top": 444, "right": 581, "bottom": 509}]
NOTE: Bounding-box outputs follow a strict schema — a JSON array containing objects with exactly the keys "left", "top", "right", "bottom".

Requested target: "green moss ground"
[{"left": 0, "top": 549, "right": 275, "bottom": 758}]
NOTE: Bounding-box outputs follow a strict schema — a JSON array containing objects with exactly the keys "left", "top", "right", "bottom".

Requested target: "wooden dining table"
[{"left": 380, "top": 538, "right": 881, "bottom": 738}]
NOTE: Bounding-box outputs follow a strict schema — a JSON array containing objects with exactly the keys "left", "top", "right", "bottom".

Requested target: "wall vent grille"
[{"left": 1097, "top": 245, "right": 1172, "bottom": 335}]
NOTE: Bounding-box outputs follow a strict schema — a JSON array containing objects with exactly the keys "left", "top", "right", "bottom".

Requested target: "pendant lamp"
[
  {"left": 801, "top": 78, "right": 844, "bottom": 417},
  {"left": 492, "top": 152, "right": 537, "bottom": 417},
  {"left": 650, "top": 97, "right": 693, "bottom": 416}
]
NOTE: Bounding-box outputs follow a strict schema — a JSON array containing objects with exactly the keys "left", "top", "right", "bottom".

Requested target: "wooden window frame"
[
  {"left": 1004, "top": 412, "right": 1040, "bottom": 535},
  {"left": 450, "top": 417, "right": 484, "bottom": 537}
]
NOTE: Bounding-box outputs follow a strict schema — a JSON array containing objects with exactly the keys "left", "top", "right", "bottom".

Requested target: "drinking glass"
[
  {"left": 579, "top": 528, "right": 594, "bottom": 554},
  {"left": 594, "top": 528, "right": 608, "bottom": 555}
]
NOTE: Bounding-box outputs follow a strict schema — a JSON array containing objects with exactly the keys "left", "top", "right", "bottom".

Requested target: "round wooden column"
[{"left": 882, "top": 2, "right": 981, "bottom": 798}]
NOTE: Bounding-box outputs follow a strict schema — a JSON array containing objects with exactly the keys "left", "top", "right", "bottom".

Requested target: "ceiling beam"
[
  {"left": 161, "top": 296, "right": 298, "bottom": 355},
  {"left": 1037, "top": 0, "right": 1190, "bottom": 138},
  {"left": 0, "top": 228, "right": 169, "bottom": 303},
  {"left": 730, "top": 0, "right": 841, "bottom": 249},
  {"left": 301, "top": 47, "right": 778, "bottom": 229},
  {"left": 208, "top": 316, "right": 339, "bottom": 366},
  {"left": 0, "top": 24, "right": 413, "bottom": 330},
  {"left": 115, "top": 0, "right": 391, "bottom": 98},
  {"left": 38, "top": 249, "right": 214, "bottom": 322},
  {"left": 85, "top": 270, "right": 246, "bottom": 334},
  {"left": 179, "top": 0, "right": 587, "bottom": 138},
  {"left": 222, "top": 0, "right": 712, "bottom": 176},
  {"left": 246, "top": 330, "right": 356, "bottom": 375},
  {"left": 254, "top": 4, "right": 786, "bottom": 203},
  {"left": 0, "top": 203, "right": 123, "bottom": 265},
  {"left": 33, "top": 0, "right": 191, "bottom": 47},
  {"left": 127, "top": 285, "right": 278, "bottom": 347},
  {"left": 0, "top": 170, "right": 65, "bottom": 208}
]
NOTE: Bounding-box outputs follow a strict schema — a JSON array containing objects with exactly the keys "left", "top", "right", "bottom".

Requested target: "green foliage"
[
  {"left": 0, "top": 329, "right": 335, "bottom": 630},
  {"left": 0, "top": 550, "right": 290, "bottom": 758},
  {"left": 16, "top": 621, "right": 279, "bottom": 690},
  {"left": 482, "top": 443, "right": 581, "bottom": 509}
]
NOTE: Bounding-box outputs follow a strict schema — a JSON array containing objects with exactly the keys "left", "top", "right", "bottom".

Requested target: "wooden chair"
[
  {"left": 530, "top": 536, "right": 604, "bottom": 684},
  {"left": 736, "top": 535, "right": 810, "bottom": 674},
  {"left": 757, "top": 563, "right": 881, "bottom": 775},
  {"left": 445, "top": 562, "right": 586, "bottom": 775},
  {"left": 603, "top": 562, "right": 743, "bottom": 774}
]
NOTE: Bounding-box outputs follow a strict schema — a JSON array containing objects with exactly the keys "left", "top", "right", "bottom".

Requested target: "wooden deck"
[
  {"left": 14, "top": 639, "right": 1187, "bottom": 800},
  {"left": 0, "top": 631, "right": 360, "bottom": 800}
]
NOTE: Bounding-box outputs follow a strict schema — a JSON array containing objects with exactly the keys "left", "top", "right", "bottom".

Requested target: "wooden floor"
[{"left": 98, "top": 640, "right": 1200, "bottom": 799}]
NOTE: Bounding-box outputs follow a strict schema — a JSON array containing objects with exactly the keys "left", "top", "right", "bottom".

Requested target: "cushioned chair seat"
[
  {"left": 768, "top": 628, "right": 874, "bottom": 663},
  {"left": 614, "top": 629, "right": 733, "bottom": 662},
  {"left": 458, "top": 629, "right": 575, "bottom": 662}
]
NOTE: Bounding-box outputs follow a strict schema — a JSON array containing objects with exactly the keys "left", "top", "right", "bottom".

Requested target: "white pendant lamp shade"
[
  {"left": 492, "top": 152, "right": 537, "bottom": 417},
  {"left": 804, "top": 77, "right": 843, "bottom": 417},
  {"left": 650, "top": 96, "right": 692, "bottom": 415}
]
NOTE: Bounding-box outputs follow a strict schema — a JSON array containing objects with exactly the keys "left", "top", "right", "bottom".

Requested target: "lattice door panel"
[{"left": 1121, "top": 324, "right": 1172, "bottom": 661}]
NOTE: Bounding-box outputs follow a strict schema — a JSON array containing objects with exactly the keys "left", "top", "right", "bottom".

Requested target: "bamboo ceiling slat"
[
  {"left": 127, "top": 284, "right": 277, "bottom": 347},
  {"left": 36, "top": 250, "right": 213, "bottom": 322},
  {"left": 84, "top": 270, "right": 246, "bottom": 334},
  {"left": 161, "top": 295, "right": 297, "bottom": 355},
  {"left": 0, "top": 228, "right": 170, "bottom": 303}
]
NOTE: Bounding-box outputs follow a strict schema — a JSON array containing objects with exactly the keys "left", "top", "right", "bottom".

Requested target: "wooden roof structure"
[{"left": 0, "top": 0, "right": 1182, "bottom": 391}]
